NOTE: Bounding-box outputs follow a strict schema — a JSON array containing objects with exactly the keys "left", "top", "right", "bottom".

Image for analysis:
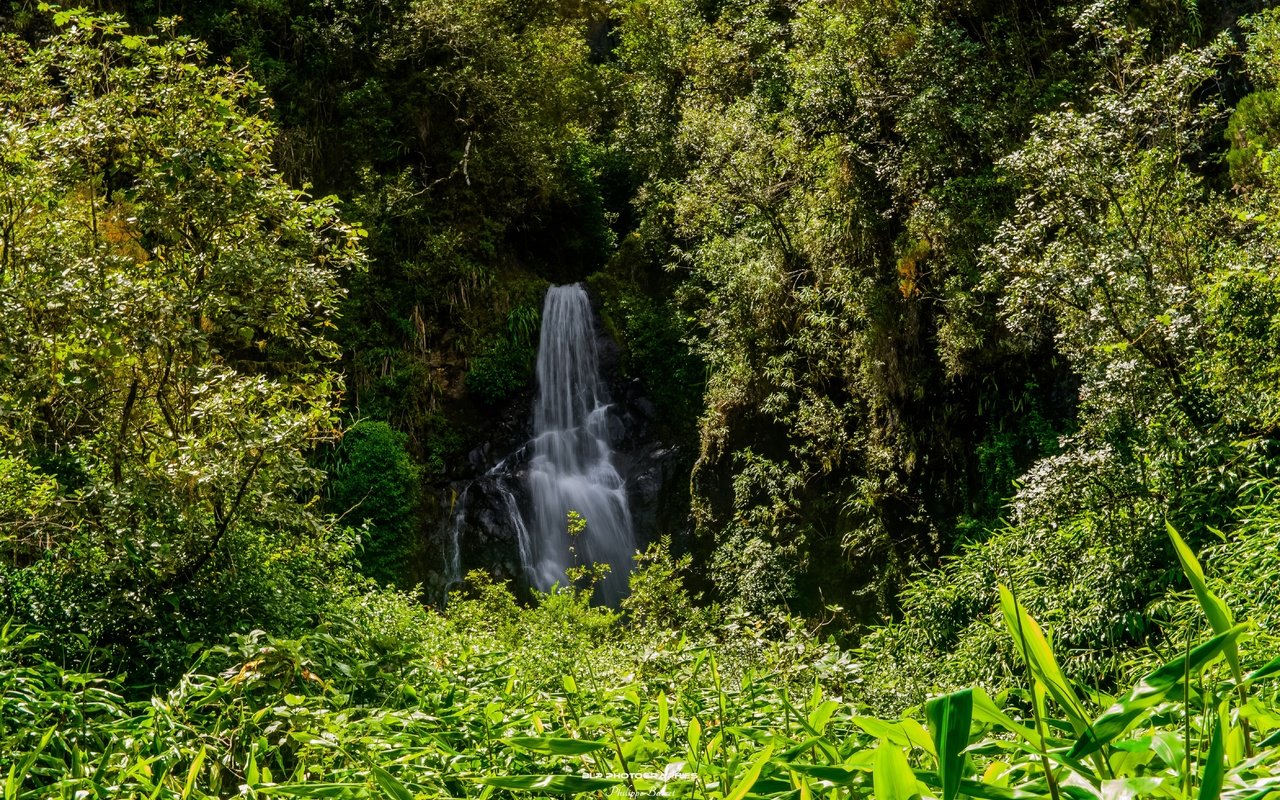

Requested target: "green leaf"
[
  {"left": 914, "top": 771, "right": 1025, "bottom": 800},
  {"left": 999, "top": 585, "right": 1091, "bottom": 736},
  {"left": 789, "top": 763, "right": 862, "bottom": 782},
  {"left": 1167, "top": 522, "right": 1242, "bottom": 681},
  {"left": 726, "top": 744, "right": 774, "bottom": 800},
  {"left": 1198, "top": 705, "right": 1225, "bottom": 800},
  {"left": 372, "top": 767, "right": 413, "bottom": 800},
  {"left": 927, "top": 688, "right": 974, "bottom": 800},
  {"left": 873, "top": 741, "right": 920, "bottom": 800},
  {"left": 852, "top": 717, "right": 937, "bottom": 758},
  {"left": 477, "top": 775, "right": 622, "bottom": 791},
  {"left": 970, "top": 688, "right": 1043, "bottom": 749},
  {"left": 257, "top": 785, "right": 368, "bottom": 797},
  {"left": 182, "top": 746, "right": 206, "bottom": 799},
  {"left": 1068, "top": 624, "right": 1249, "bottom": 759},
  {"left": 809, "top": 700, "right": 841, "bottom": 735},
  {"left": 503, "top": 736, "right": 610, "bottom": 756},
  {"left": 1240, "top": 655, "right": 1280, "bottom": 689}
]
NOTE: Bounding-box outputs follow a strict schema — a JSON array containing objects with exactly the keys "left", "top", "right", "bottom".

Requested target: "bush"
[
  {"left": 465, "top": 304, "right": 541, "bottom": 406},
  {"left": 1226, "top": 90, "right": 1280, "bottom": 189},
  {"left": 327, "top": 421, "right": 421, "bottom": 586},
  {"left": 465, "top": 337, "right": 537, "bottom": 405}
]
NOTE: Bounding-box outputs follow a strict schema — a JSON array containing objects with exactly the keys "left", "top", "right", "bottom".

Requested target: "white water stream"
[
  {"left": 525, "top": 284, "right": 636, "bottom": 601},
  {"left": 444, "top": 283, "right": 636, "bottom": 603}
]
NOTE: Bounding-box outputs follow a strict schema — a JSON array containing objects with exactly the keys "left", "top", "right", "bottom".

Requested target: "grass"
[{"left": 4, "top": 535, "right": 1280, "bottom": 798}]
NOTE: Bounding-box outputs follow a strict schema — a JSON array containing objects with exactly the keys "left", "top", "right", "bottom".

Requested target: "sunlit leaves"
[{"left": 0, "top": 9, "right": 362, "bottom": 654}]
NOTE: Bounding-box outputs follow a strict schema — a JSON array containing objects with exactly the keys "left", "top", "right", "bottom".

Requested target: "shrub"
[{"left": 327, "top": 421, "right": 421, "bottom": 586}]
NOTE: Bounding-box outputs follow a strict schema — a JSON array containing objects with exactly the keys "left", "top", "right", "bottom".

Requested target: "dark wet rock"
[{"left": 625, "top": 443, "right": 688, "bottom": 549}]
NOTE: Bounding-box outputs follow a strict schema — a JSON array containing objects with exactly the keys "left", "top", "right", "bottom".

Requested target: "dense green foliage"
[
  {"left": 4, "top": 532, "right": 1280, "bottom": 798},
  {"left": 325, "top": 421, "right": 420, "bottom": 586},
  {"left": 5, "top": 0, "right": 1280, "bottom": 795},
  {"left": 0, "top": 9, "right": 364, "bottom": 679}
]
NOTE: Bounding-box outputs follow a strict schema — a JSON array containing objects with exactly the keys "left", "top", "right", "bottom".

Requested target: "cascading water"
[
  {"left": 442, "top": 283, "right": 637, "bottom": 604},
  {"left": 525, "top": 284, "right": 636, "bottom": 602},
  {"left": 445, "top": 485, "right": 468, "bottom": 588}
]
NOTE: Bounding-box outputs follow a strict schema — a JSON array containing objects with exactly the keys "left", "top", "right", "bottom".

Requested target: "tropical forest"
[{"left": 4, "top": 0, "right": 1280, "bottom": 796}]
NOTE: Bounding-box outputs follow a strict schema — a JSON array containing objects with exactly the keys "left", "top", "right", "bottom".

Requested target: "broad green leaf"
[
  {"left": 982, "top": 761, "right": 1012, "bottom": 786},
  {"left": 247, "top": 749, "right": 260, "bottom": 786},
  {"left": 1238, "top": 655, "right": 1280, "bottom": 689},
  {"left": 809, "top": 699, "right": 841, "bottom": 735},
  {"left": 792, "top": 769, "right": 814, "bottom": 800},
  {"left": 778, "top": 691, "right": 843, "bottom": 763},
  {"left": 999, "top": 585, "right": 1091, "bottom": 736},
  {"left": 1101, "top": 777, "right": 1166, "bottom": 800},
  {"left": 5, "top": 727, "right": 54, "bottom": 800},
  {"left": 971, "top": 687, "right": 1044, "bottom": 749},
  {"left": 1227, "top": 717, "right": 1246, "bottom": 768},
  {"left": 873, "top": 741, "right": 920, "bottom": 800},
  {"left": 1068, "top": 624, "right": 1249, "bottom": 759},
  {"left": 927, "top": 688, "right": 974, "bottom": 800},
  {"left": 954, "top": 778, "right": 1024, "bottom": 800},
  {"left": 779, "top": 736, "right": 836, "bottom": 763},
  {"left": 789, "top": 763, "right": 862, "bottom": 782},
  {"left": 504, "top": 736, "right": 610, "bottom": 756},
  {"left": 853, "top": 717, "right": 937, "bottom": 758},
  {"left": 915, "top": 770, "right": 1026, "bottom": 800},
  {"left": 182, "top": 746, "right": 206, "bottom": 800},
  {"left": 725, "top": 743, "right": 774, "bottom": 800},
  {"left": 1167, "top": 522, "right": 1242, "bottom": 681}
]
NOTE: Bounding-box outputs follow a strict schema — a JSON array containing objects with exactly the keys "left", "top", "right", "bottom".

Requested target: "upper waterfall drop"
[{"left": 526, "top": 283, "right": 636, "bottom": 602}]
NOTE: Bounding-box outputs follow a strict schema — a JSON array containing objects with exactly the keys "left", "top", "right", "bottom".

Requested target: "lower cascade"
[{"left": 446, "top": 283, "right": 638, "bottom": 603}]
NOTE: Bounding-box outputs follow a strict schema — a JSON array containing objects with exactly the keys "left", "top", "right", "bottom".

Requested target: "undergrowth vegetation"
[{"left": 4, "top": 527, "right": 1280, "bottom": 798}]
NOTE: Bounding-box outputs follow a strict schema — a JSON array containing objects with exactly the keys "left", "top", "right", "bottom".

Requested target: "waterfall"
[
  {"left": 526, "top": 284, "right": 636, "bottom": 603},
  {"left": 444, "top": 484, "right": 468, "bottom": 590},
  {"left": 443, "top": 283, "right": 637, "bottom": 604}
]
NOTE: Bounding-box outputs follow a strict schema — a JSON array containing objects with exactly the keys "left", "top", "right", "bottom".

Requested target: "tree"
[{"left": 0, "top": 9, "right": 363, "bottom": 669}]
